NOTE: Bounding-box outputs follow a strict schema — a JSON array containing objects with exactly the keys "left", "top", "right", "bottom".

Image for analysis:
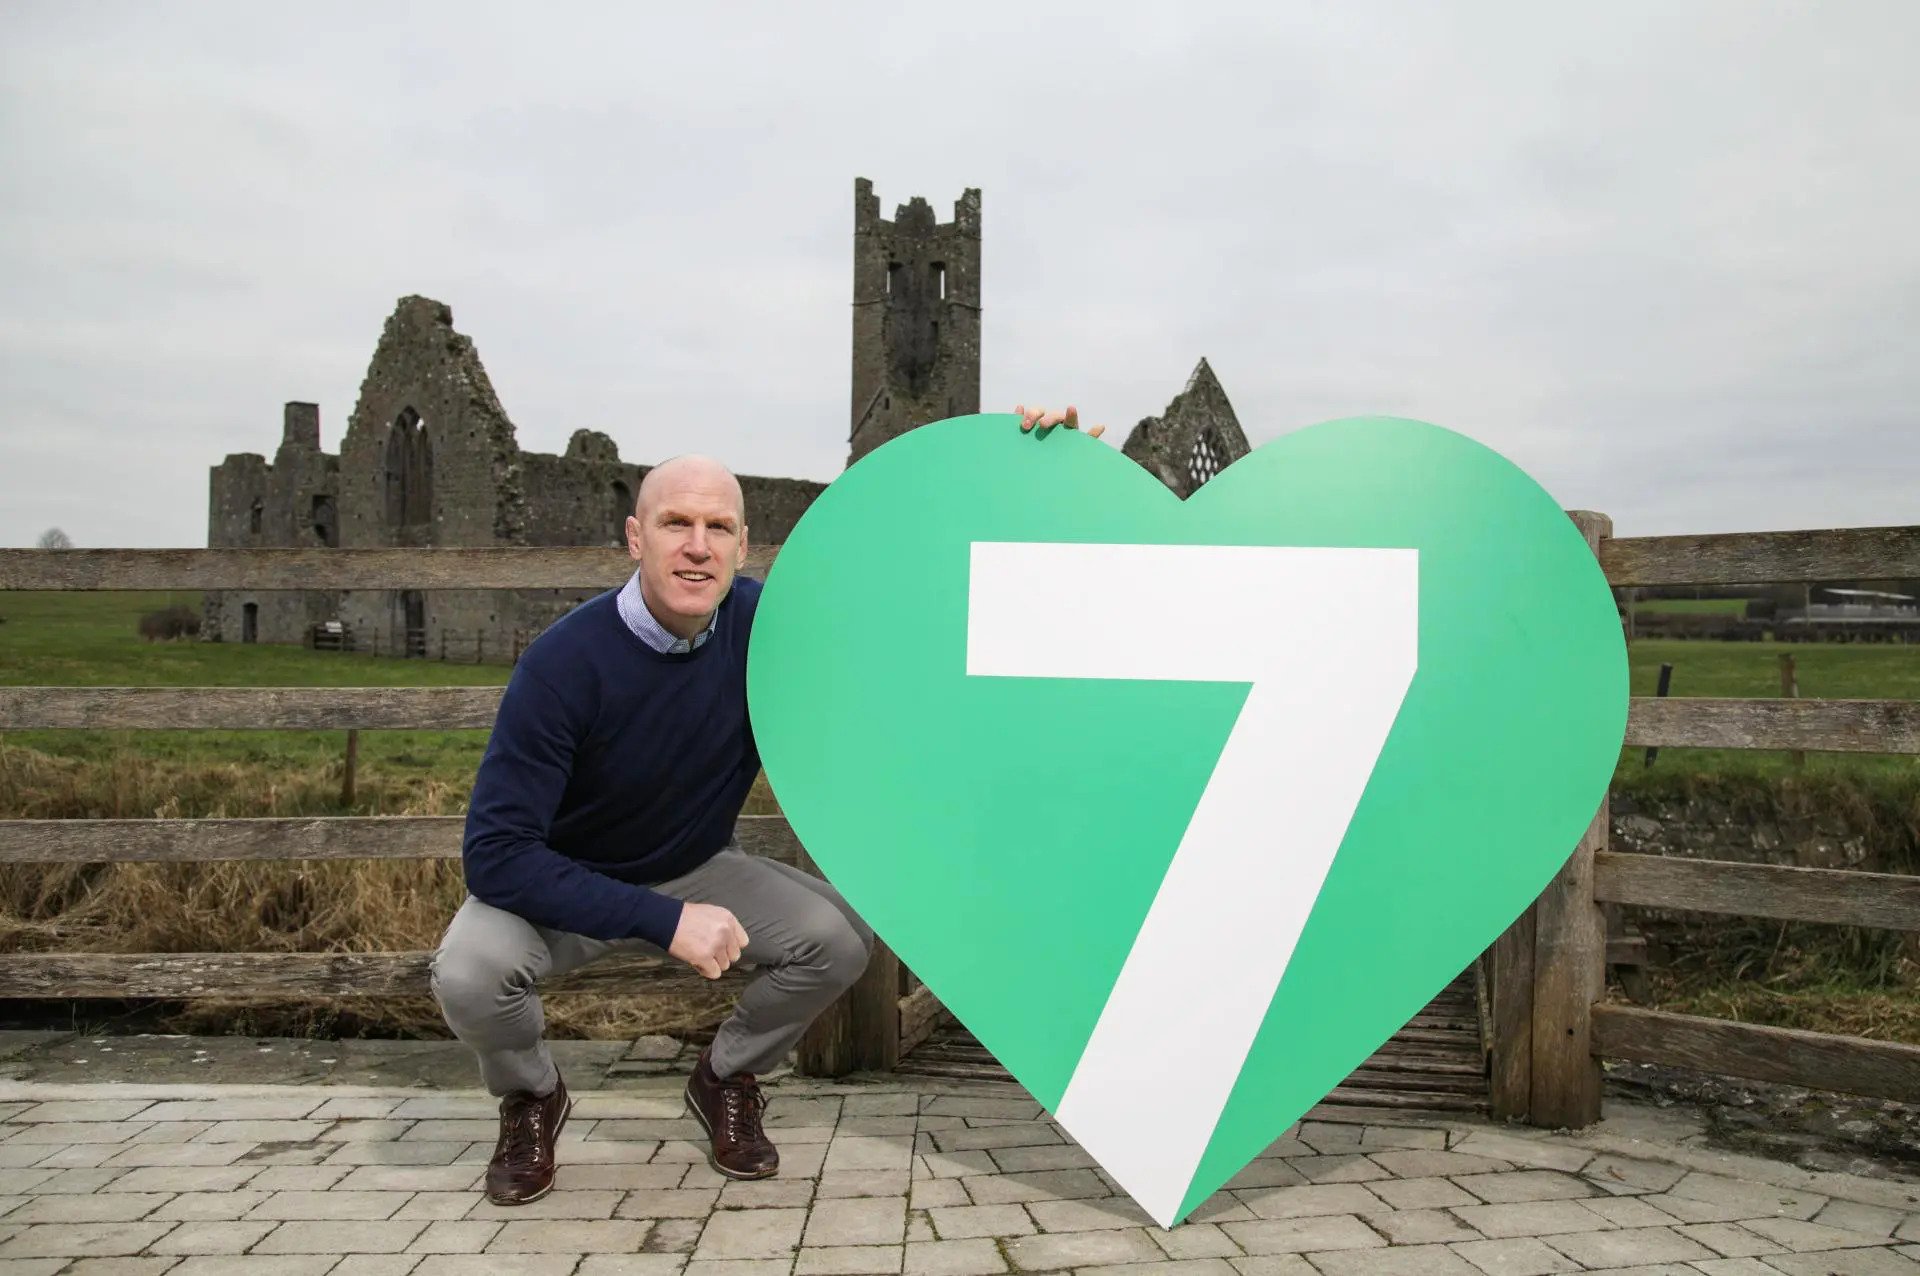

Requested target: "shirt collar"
[{"left": 617, "top": 570, "right": 716, "bottom": 654}]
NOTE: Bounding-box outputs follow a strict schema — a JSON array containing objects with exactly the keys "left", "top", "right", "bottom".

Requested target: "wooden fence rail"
[{"left": 3, "top": 517, "right": 1918, "bottom": 1104}]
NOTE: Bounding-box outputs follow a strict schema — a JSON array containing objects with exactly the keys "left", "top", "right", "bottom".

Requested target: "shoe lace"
[
  {"left": 718, "top": 1074, "right": 767, "bottom": 1143},
  {"left": 498, "top": 1096, "right": 550, "bottom": 1169}
]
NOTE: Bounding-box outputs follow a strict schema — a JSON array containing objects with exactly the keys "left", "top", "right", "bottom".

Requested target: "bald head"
[{"left": 636, "top": 454, "right": 745, "bottom": 526}]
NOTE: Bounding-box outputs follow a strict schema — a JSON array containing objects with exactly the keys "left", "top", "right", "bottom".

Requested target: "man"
[{"left": 432, "top": 406, "right": 1103, "bottom": 1205}]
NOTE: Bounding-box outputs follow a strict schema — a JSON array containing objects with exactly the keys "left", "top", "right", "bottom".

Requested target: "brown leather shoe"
[
  {"left": 684, "top": 1046, "right": 778, "bottom": 1179},
  {"left": 485, "top": 1071, "right": 570, "bottom": 1205}
]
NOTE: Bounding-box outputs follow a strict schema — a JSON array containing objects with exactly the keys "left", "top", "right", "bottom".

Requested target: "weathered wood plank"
[
  {"left": 1594, "top": 852, "right": 1920, "bottom": 933},
  {"left": 0, "top": 814, "right": 801, "bottom": 867},
  {"left": 0, "top": 950, "right": 745, "bottom": 999},
  {"left": 0, "top": 545, "right": 779, "bottom": 591},
  {"left": 1625, "top": 697, "right": 1920, "bottom": 755},
  {"left": 10, "top": 688, "right": 1914, "bottom": 752},
  {"left": 1592, "top": 1004, "right": 1920, "bottom": 1104},
  {"left": 1526, "top": 510, "right": 1611, "bottom": 1130},
  {"left": 1600, "top": 525, "right": 1920, "bottom": 588},
  {"left": 0, "top": 686, "right": 505, "bottom": 731}
]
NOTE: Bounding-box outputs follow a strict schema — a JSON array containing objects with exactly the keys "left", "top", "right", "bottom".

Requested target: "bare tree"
[{"left": 36, "top": 527, "right": 73, "bottom": 550}]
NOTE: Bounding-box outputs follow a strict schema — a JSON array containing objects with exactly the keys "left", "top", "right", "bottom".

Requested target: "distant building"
[{"left": 205, "top": 180, "right": 1252, "bottom": 659}]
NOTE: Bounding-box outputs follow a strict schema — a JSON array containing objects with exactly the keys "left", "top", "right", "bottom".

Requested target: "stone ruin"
[{"left": 205, "top": 179, "right": 1252, "bottom": 659}]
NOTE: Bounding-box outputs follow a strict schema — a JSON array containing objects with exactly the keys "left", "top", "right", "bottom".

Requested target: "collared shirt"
[{"left": 616, "top": 569, "right": 716, "bottom": 653}]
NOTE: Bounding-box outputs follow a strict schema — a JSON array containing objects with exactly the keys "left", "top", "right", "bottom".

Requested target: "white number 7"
[{"left": 967, "top": 541, "right": 1419, "bottom": 1227}]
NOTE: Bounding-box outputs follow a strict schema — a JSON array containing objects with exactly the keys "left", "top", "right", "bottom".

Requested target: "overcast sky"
[{"left": 2, "top": 2, "right": 1915, "bottom": 549}]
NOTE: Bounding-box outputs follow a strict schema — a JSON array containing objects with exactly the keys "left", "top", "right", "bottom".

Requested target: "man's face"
[{"left": 625, "top": 466, "right": 748, "bottom": 637}]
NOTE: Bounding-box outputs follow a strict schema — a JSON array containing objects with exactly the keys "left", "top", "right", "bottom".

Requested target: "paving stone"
[
  {"left": 1368, "top": 1208, "right": 1481, "bottom": 1244},
  {"left": 1634, "top": 1192, "right": 1753, "bottom": 1224},
  {"left": 1003, "top": 1227, "right": 1160, "bottom": 1270},
  {"left": 720, "top": 1178, "right": 815, "bottom": 1208},
  {"left": 1306, "top": 1243, "right": 1482, "bottom": 1275},
  {"left": 1453, "top": 1171, "right": 1597, "bottom": 1204},
  {"left": 415, "top": 1257, "right": 577, "bottom": 1275},
  {"left": 1294, "top": 1123, "right": 1365, "bottom": 1154},
  {"left": 1369, "top": 1176, "right": 1478, "bottom": 1211},
  {"left": 1664, "top": 1171, "right": 1827, "bottom": 1220},
  {"left": 1222, "top": 1160, "right": 1308, "bottom": 1191},
  {"left": 19, "top": 1168, "right": 122, "bottom": 1194},
  {"left": 149, "top": 1192, "right": 271, "bottom": 1222},
  {"left": 253, "top": 1219, "right": 428, "bottom": 1253},
  {"left": 1367, "top": 1150, "right": 1513, "bottom": 1179},
  {"left": 693, "top": 1206, "right": 807, "bottom": 1259},
  {"left": 577, "top": 1258, "right": 692, "bottom": 1276},
  {"left": 389, "top": 1193, "right": 470, "bottom": 1221},
  {"left": 1450, "top": 1199, "right": 1622, "bottom": 1238},
  {"left": 906, "top": 1214, "right": 934, "bottom": 1244},
  {"left": 919, "top": 1152, "right": 998, "bottom": 1181},
  {"left": 682, "top": 1263, "right": 794, "bottom": 1276},
  {"left": 333, "top": 1165, "right": 480, "bottom": 1193},
  {"left": 0, "top": 1175, "right": 53, "bottom": 1197},
  {"left": 644, "top": 1218, "right": 706, "bottom": 1254},
  {"left": 840, "top": 1119, "right": 918, "bottom": 1138},
  {"left": 1760, "top": 1251, "right": 1920, "bottom": 1275},
  {"left": 769, "top": 1100, "right": 844, "bottom": 1128},
  {"left": 1026, "top": 1197, "right": 1161, "bottom": 1233},
  {"left": 1076, "top": 1261, "right": 1240, "bottom": 1276},
  {"left": 310, "top": 1097, "right": 403, "bottom": 1119},
  {"left": 922, "top": 1099, "right": 1043, "bottom": 1122},
  {"left": 1225, "top": 1260, "right": 1317, "bottom": 1276},
  {"left": 164, "top": 1258, "right": 337, "bottom": 1275},
  {"left": 1287, "top": 1154, "right": 1389, "bottom": 1184},
  {"left": 467, "top": 1188, "right": 624, "bottom": 1221},
  {"left": 5, "top": 1193, "right": 172, "bottom": 1223},
  {"left": 1740, "top": 1216, "right": 1894, "bottom": 1251},
  {"left": 794, "top": 1245, "right": 903, "bottom": 1274},
  {"left": 192, "top": 1122, "right": 332, "bottom": 1144},
  {"left": 1540, "top": 1225, "right": 1717, "bottom": 1267},
  {"left": 243, "top": 1165, "right": 349, "bottom": 1191},
  {"left": 1815, "top": 1200, "right": 1912, "bottom": 1239},
  {"left": 1901, "top": 1218, "right": 1920, "bottom": 1243},
  {"left": 928, "top": 1127, "right": 1060, "bottom": 1154},
  {"left": 904, "top": 1237, "right": 1007, "bottom": 1275},
  {"left": 0, "top": 1264, "right": 113, "bottom": 1276},
  {"left": 58, "top": 1260, "right": 181, "bottom": 1275},
  {"left": 1359, "top": 1126, "right": 1449, "bottom": 1151},
  {"left": 911, "top": 1180, "right": 969, "bottom": 1211},
  {"left": 616, "top": 1188, "right": 720, "bottom": 1219},
  {"left": 842, "top": 1095, "right": 917, "bottom": 1118},
  {"left": 0, "top": 1222, "right": 176, "bottom": 1258},
  {"left": 927, "top": 1204, "right": 1036, "bottom": 1239},
  {"left": 805, "top": 1198, "right": 908, "bottom": 1247},
  {"left": 315, "top": 1119, "right": 411, "bottom": 1143},
  {"left": 323, "top": 1140, "right": 469, "bottom": 1166},
  {"left": 1234, "top": 1183, "right": 1389, "bottom": 1221},
  {"left": 1220, "top": 1215, "right": 1387, "bottom": 1256},
  {"left": 819, "top": 1171, "right": 909, "bottom": 1200},
  {"left": 101, "top": 1145, "right": 249, "bottom": 1169},
  {"left": 137, "top": 1100, "right": 325, "bottom": 1123},
  {"left": 1692, "top": 1259, "right": 1801, "bottom": 1276},
  {"left": 0, "top": 1146, "right": 55, "bottom": 1170},
  {"left": 1153, "top": 1221, "right": 1241, "bottom": 1260},
  {"left": 2, "top": 1123, "right": 152, "bottom": 1146},
  {"left": 826, "top": 1137, "right": 914, "bottom": 1172},
  {"left": 1673, "top": 1223, "right": 1786, "bottom": 1258},
  {"left": 148, "top": 1222, "right": 276, "bottom": 1255},
  {"left": 1579, "top": 1155, "right": 1688, "bottom": 1194},
  {"left": 547, "top": 1138, "right": 666, "bottom": 1165},
  {"left": 102, "top": 1166, "right": 255, "bottom": 1197},
  {"left": 1578, "top": 1196, "right": 1683, "bottom": 1228},
  {"left": 11, "top": 1102, "right": 155, "bottom": 1124},
  {"left": 1447, "top": 1235, "right": 1583, "bottom": 1275},
  {"left": 962, "top": 1170, "right": 1109, "bottom": 1205},
  {"left": 1449, "top": 1135, "right": 1592, "bottom": 1174},
  {"left": 490, "top": 1219, "right": 654, "bottom": 1253},
  {"left": 247, "top": 1190, "right": 412, "bottom": 1221}
]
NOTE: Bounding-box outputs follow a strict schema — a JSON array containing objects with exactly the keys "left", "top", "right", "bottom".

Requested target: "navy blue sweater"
[{"left": 460, "top": 578, "right": 763, "bottom": 950}]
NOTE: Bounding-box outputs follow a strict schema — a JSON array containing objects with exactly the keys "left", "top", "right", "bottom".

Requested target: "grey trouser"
[{"left": 429, "top": 846, "right": 874, "bottom": 1097}]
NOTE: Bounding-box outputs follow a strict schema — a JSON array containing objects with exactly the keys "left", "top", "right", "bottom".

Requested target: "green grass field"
[{"left": 1630, "top": 597, "right": 1753, "bottom": 615}]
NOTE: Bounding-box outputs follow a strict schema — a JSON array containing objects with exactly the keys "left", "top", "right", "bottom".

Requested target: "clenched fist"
[{"left": 670, "top": 901, "right": 750, "bottom": 980}]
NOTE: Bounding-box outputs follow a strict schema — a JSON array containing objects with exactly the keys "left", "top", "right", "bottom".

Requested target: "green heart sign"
[{"left": 747, "top": 414, "right": 1627, "bottom": 1227}]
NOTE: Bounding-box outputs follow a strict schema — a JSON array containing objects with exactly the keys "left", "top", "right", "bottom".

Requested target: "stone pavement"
[{"left": 0, "top": 1066, "right": 1914, "bottom": 1276}]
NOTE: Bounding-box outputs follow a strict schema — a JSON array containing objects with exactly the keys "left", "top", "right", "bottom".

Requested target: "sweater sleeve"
[{"left": 461, "top": 663, "right": 686, "bottom": 949}]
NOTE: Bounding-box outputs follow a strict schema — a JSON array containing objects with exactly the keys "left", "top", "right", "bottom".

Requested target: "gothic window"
[
  {"left": 1187, "top": 429, "right": 1224, "bottom": 491},
  {"left": 931, "top": 261, "right": 946, "bottom": 300},
  {"left": 887, "top": 261, "right": 901, "bottom": 296},
  {"left": 248, "top": 499, "right": 263, "bottom": 535},
  {"left": 384, "top": 407, "right": 434, "bottom": 529}
]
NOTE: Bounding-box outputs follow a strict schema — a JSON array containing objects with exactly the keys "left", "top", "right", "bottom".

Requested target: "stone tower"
[{"left": 848, "top": 177, "right": 982, "bottom": 467}]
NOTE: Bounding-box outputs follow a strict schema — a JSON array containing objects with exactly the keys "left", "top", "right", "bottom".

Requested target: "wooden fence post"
[
  {"left": 791, "top": 845, "right": 901, "bottom": 1076},
  {"left": 341, "top": 730, "right": 359, "bottom": 808},
  {"left": 1779, "top": 654, "right": 1804, "bottom": 768},
  {"left": 1526, "top": 509, "right": 1612, "bottom": 1128},
  {"left": 1488, "top": 911, "right": 1535, "bottom": 1121}
]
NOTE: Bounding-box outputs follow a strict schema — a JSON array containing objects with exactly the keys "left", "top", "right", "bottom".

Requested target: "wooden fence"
[{"left": 2, "top": 520, "right": 1918, "bottom": 1120}]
